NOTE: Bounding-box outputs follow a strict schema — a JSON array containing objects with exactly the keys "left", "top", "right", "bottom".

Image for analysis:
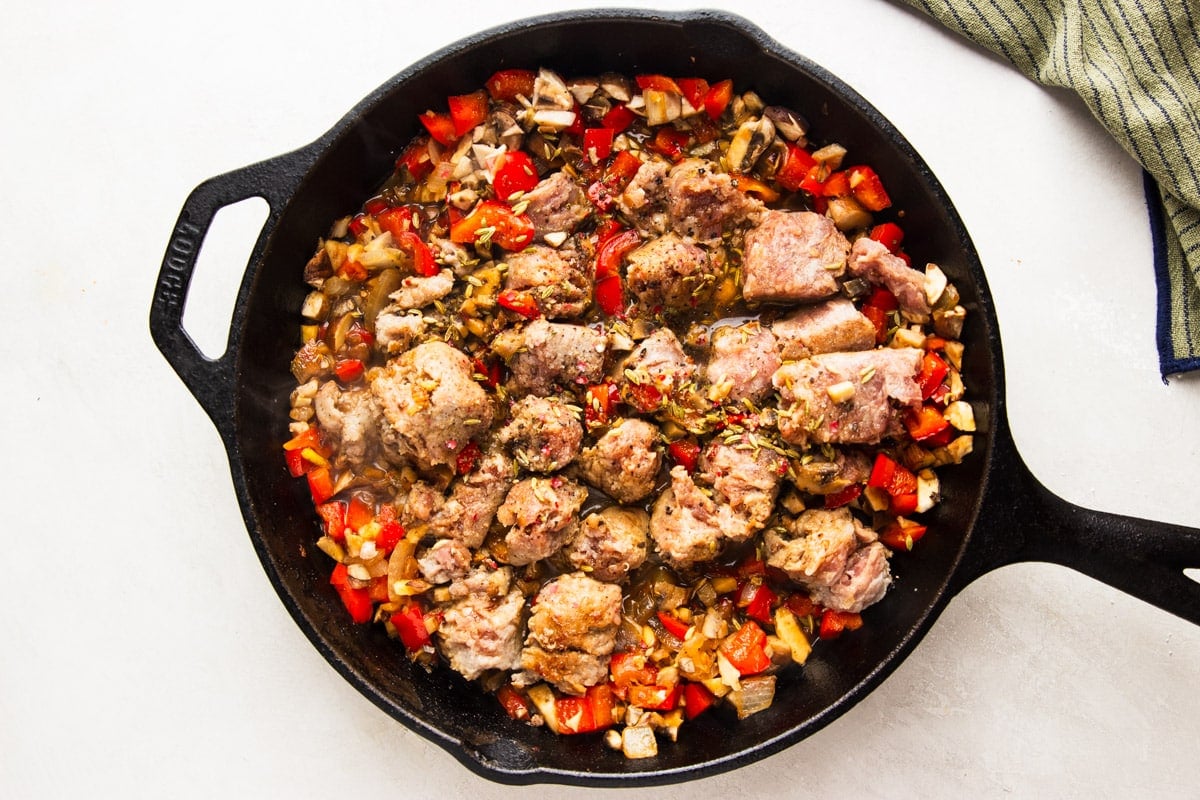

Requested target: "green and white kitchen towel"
[{"left": 903, "top": 0, "right": 1200, "bottom": 376}]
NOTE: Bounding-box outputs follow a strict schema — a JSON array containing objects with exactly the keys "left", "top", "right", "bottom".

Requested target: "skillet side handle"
[
  {"left": 150, "top": 150, "right": 311, "bottom": 431},
  {"left": 954, "top": 428, "right": 1200, "bottom": 626}
]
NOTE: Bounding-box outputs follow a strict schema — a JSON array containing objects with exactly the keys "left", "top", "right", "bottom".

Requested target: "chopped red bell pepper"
[
  {"left": 340, "top": 260, "right": 368, "bottom": 282},
  {"left": 485, "top": 69, "right": 535, "bottom": 102},
  {"left": 656, "top": 610, "right": 691, "bottom": 640},
  {"left": 609, "top": 651, "right": 658, "bottom": 693},
  {"left": 683, "top": 681, "right": 717, "bottom": 720},
  {"left": 582, "top": 127, "right": 614, "bottom": 164},
  {"left": 594, "top": 276, "right": 625, "bottom": 316},
  {"left": 736, "top": 555, "right": 768, "bottom": 579},
  {"left": 283, "top": 426, "right": 327, "bottom": 455},
  {"left": 330, "top": 563, "right": 373, "bottom": 624},
  {"left": 584, "top": 382, "right": 620, "bottom": 428},
  {"left": 648, "top": 126, "right": 690, "bottom": 161},
  {"left": 798, "top": 164, "right": 829, "bottom": 197},
  {"left": 862, "top": 287, "right": 899, "bottom": 344},
  {"left": 375, "top": 520, "right": 405, "bottom": 554},
  {"left": 786, "top": 593, "right": 821, "bottom": 618},
  {"left": 720, "top": 620, "right": 771, "bottom": 675},
  {"left": 731, "top": 173, "right": 780, "bottom": 202},
  {"left": 823, "top": 483, "right": 863, "bottom": 509},
  {"left": 703, "top": 79, "right": 733, "bottom": 121},
  {"left": 889, "top": 492, "right": 919, "bottom": 516},
  {"left": 315, "top": 500, "right": 347, "bottom": 541},
  {"left": 497, "top": 289, "right": 542, "bottom": 319},
  {"left": 346, "top": 495, "right": 374, "bottom": 531},
  {"left": 628, "top": 683, "right": 681, "bottom": 711},
  {"left": 667, "top": 439, "right": 701, "bottom": 472},
  {"left": 595, "top": 228, "right": 640, "bottom": 281},
  {"left": 334, "top": 358, "right": 365, "bottom": 383},
  {"left": 818, "top": 609, "right": 864, "bottom": 639},
  {"left": 556, "top": 684, "right": 617, "bottom": 733},
  {"left": 822, "top": 170, "right": 851, "bottom": 198},
  {"left": 447, "top": 90, "right": 489, "bottom": 137},
  {"left": 847, "top": 165, "right": 892, "bottom": 211},
  {"left": 880, "top": 520, "right": 928, "bottom": 552},
  {"left": 625, "top": 381, "right": 663, "bottom": 413},
  {"left": 395, "top": 230, "right": 439, "bottom": 277},
  {"left": 284, "top": 447, "right": 309, "bottom": 477},
  {"left": 376, "top": 206, "right": 414, "bottom": 238},
  {"left": 307, "top": 466, "right": 336, "bottom": 505},
  {"left": 905, "top": 404, "right": 950, "bottom": 442},
  {"left": 348, "top": 213, "right": 370, "bottom": 238},
  {"left": 865, "top": 288, "right": 900, "bottom": 314},
  {"left": 492, "top": 150, "right": 539, "bottom": 200},
  {"left": 775, "top": 143, "right": 817, "bottom": 192},
  {"left": 601, "top": 103, "right": 636, "bottom": 132},
  {"left": 390, "top": 603, "right": 431, "bottom": 650},
  {"left": 635, "top": 73, "right": 683, "bottom": 94},
  {"left": 418, "top": 110, "right": 457, "bottom": 146},
  {"left": 676, "top": 77, "right": 710, "bottom": 111},
  {"left": 607, "top": 150, "right": 643, "bottom": 185},
  {"left": 738, "top": 583, "right": 777, "bottom": 626},
  {"left": 395, "top": 137, "right": 433, "bottom": 181},
  {"left": 869, "top": 221, "right": 905, "bottom": 253},
  {"left": 917, "top": 351, "right": 949, "bottom": 400},
  {"left": 450, "top": 200, "right": 535, "bottom": 251},
  {"left": 496, "top": 684, "right": 532, "bottom": 721},
  {"left": 455, "top": 440, "right": 481, "bottom": 475},
  {"left": 472, "top": 356, "right": 503, "bottom": 389},
  {"left": 867, "top": 452, "right": 919, "bottom": 498}
]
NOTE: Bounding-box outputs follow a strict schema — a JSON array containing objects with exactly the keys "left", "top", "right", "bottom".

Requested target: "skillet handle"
[
  {"left": 953, "top": 423, "right": 1200, "bottom": 625},
  {"left": 150, "top": 149, "right": 312, "bottom": 431}
]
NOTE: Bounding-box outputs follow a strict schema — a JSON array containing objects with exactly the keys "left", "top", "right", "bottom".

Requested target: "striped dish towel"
[{"left": 903, "top": 0, "right": 1200, "bottom": 376}]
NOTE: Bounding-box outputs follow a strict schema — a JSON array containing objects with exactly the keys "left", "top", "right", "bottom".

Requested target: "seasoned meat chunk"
[
  {"left": 497, "top": 477, "right": 589, "bottom": 566},
  {"left": 499, "top": 395, "right": 583, "bottom": 473},
  {"left": 812, "top": 541, "right": 892, "bottom": 613},
  {"left": 742, "top": 210, "right": 849, "bottom": 304},
  {"left": 650, "top": 466, "right": 725, "bottom": 567},
  {"left": 616, "top": 159, "right": 669, "bottom": 234},
  {"left": 373, "top": 310, "right": 426, "bottom": 355},
  {"left": 705, "top": 322, "right": 781, "bottom": 403},
  {"left": 773, "top": 349, "right": 923, "bottom": 446},
  {"left": 404, "top": 449, "right": 515, "bottom": 548},
  {"left": 848, "top": 237, "right": 932, "bottom": 317},
  {"left": 565, "top": 506, "right": 649, "bottom": 582},
  {"left": 522, "top": 171, "right": 591, "bottom": 240},
  {"left": 666, "top": 158, "right": 763, "bottom": 245},
  {"left": 519, "top": 572, "right": 622, "bottom": 694},
  {"left": 312, "top": 381, "right": 381, "bottom": 467},
  {"left": 771, "top": 297, "right": 876, "bottom": 360},
  {"left": 575, "top": 418, "right": 663, "bottom": 503},
  {"left": 437, "top": 567, "right": 525, "bottom": 680},
  {"left": 417, "top": 539, "right": 473, "bottom": 585},
  {"left": 504, "top": 319, "right": 608, "bottom": 397},
  {"left": 788, "top": 448, "right": 873, "bottom": 495},
  {"left": 622, "top": 328, "right": 696, "bottom": 394},
  {"left": 698, "top": 441, "right": 786, "bottom": 542},
  {"left": 371, "top": 341, "right": 495, "bottom": 471},
  {"left": 625, "top": 233, "right": 713, "bottom": 311},
  {"left": 503, "top": 243, "right": 592, "bottom": 319},
  {"left": 764, "top": 508, "right": 872, "bottom": 588},
  {"left": 389, "top": 268, "right": 455, "bottom": 310}
]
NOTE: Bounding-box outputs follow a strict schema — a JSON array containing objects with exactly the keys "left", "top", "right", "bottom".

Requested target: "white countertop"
[{"left": 3, "top": 1, "right": 1198, "bottom": 797}]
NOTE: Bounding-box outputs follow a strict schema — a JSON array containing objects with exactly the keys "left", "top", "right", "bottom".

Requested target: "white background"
[{"left": 3, "top": 1, "right": 1198, "bottom": 797}]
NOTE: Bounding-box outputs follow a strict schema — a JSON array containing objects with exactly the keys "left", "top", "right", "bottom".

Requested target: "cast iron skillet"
[{"left": 149, "top": 8, "right": 1200, "bottom": 786}]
